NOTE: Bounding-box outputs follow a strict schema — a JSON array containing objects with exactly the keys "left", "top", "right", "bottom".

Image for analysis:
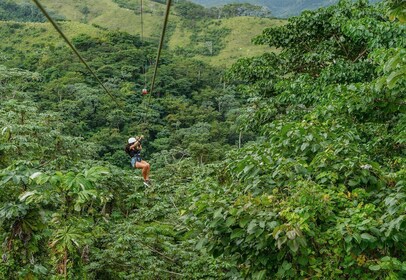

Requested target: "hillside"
[
  {"left": 169, "top": 16, "right": 284, "bottom": 67},
  {"left": 11, "top": 0, "right": 278, "bottom": 67},
  {"left": 30, "top": 0, "right": 166, "bottom": 37},
  {"left": 191, "top": 0, "right": 382, "bottom": 17},
  {"left": 191, "top": 0, "right": 335, "bottom": 16}
]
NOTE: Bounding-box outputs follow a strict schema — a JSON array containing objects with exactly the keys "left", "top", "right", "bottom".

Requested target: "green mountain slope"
[
  {"left": 30, "top": 0, "right": 165, "bottom": 37},
  {"left": 169, "top": 16, "right": 284, "bottom": 67},
  {"left": 191, "top": 0, "right": 336, "bottom": 17},
  {"left": 14, "top": 0, "right": 280, "bottom": 66},
  {"left": 190, "top": 0, "right": 382, "bottom": 17}
]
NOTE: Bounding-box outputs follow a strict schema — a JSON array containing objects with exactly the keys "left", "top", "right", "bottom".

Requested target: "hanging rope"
[
  {"left": 31, "top": 0, "right": 120, "bottom": 107},
  {"left": 149, "top": 0, "right": 172, "bottom": 95}
]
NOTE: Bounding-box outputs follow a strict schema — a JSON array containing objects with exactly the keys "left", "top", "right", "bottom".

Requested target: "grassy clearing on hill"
[
  {"left": 39, "top": 0, "right": 165, "bottom": 39},
  {"left": 0, "top": 20, "right": 104, "bottom": 51},
  {"left": 193, "top": 17, "right": 285, "bottom": 67},
  {"left": 13, "top": 0, "right": 284, "bottom": 67},
  {"left": 167, "top": 16, "right": 285, "bottom": 67}
]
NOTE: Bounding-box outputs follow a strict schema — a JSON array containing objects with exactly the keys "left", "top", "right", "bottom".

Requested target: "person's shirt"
[{"left": 129, "top": 143, "right": 141, "bottom": 157}]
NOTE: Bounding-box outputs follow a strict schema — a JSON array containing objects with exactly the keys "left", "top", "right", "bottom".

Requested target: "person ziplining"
[
  {"left": 125, "top": 136, "right": 151, "bottom": 187},
  {"left": 32, "top": 0, "right": 172, "bottom": 189},
  {"left": 122, "top": 0, "right": 172, "bottom": 187}
]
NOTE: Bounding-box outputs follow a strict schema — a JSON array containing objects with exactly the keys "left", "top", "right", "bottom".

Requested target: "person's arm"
[{"left": 130, "top": 141, "right": 142, "bottom": 151}]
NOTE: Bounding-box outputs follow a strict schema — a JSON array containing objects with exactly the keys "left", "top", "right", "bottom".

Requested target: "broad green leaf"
[
  {"left": 247, "top": 220, "right": 257, "bottom": 234},
  {"left": 300, "top": 142, "right": 309, "bottom": 151},
  {"left": 286, "top": 230, "right": 296, "bottom": 240},
  {"left": 225, "top": 217, "right": 236, "bottom": 227},
  {"left": 196, "top": 238, "right": 207, "bottom": 250},
  {"left": 353, "top": 233, "right": 361, "bottom": 243},
  {"left": 287, "top": 239, "right": 299, "bottom": 253},
  {"left": 361, "top": 233, "right": 377, "bottom": 242},
  {"left": 239, "top": 217, "right": 251, "bottom": 227},
  {"left": 253, "top": 269, "right": 267, "bottom": 280},
  {"left": 231, "top": 229, "right": 245, "bottom": 240},
  {"left": 369, "top": 265, "right": 381, "bottom": 271},
  {"left": 277, "top": 236, "right": 287, "bottom": 249},
  {"left": 29, "top": 172, "right": 42, "bottom": 179},
  {"left": 213, "top": 208, "right": 223, "bottom": 219},
  {"left": 387, "top": 68, "right": 406, "bottom": 89},
  {"left": 19, "top": 191, "right": 37, "bottom": 202}
]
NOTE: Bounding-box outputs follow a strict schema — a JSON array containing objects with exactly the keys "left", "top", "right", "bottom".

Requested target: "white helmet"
[{"left": 128, "top": 137, "right": 136, "bottom": 144}]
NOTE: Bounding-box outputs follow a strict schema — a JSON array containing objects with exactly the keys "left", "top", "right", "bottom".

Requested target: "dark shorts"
[{"left": 130, "top": 155, "right": 142, "bottom": 167}]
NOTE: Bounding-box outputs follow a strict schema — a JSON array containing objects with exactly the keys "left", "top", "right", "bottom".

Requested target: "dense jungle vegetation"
[{"left": 0, "top": 0, "right": 405, "bottom": 279}]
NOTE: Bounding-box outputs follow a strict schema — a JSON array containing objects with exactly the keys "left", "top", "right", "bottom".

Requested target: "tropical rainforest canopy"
[{"left": 0, "top": 0, "right": 405, "bottom": 279}]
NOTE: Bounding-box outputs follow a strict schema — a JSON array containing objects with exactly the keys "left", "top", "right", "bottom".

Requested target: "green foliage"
[
  {"left": 251, "top": 0, "right": 404, "bottom": 77},
  {"left": 185, "top": 0, "right": 406, "bottom": 279},
  {"left": 112, "top": 0, "right": 141, "bottom": 13},
  {"left": 386, "top": 0, "right": 406, "bottom": 22},
  {"left": 0, "top": 0, "right": 64, "bottom": 22},
  {"left": 174, "top": 1, "right": 272, "bottom": 20},
  {"left": 216, "top": 3, "right": 273, "bottom": 18},
  {"left": 1, "top": 0, "right": 405, "bottom": 279},
  {"left": 0, "top": 9, "right": 237, "bottom": 276},
  {"left": 0, "top": 1, "right": 45, "bottom": 22},
  {"left": 175, "top": 1, "right": 211, "bottom": 20},
  {"left": 173, "top": 20, "right": 231, "bottom": 57}
]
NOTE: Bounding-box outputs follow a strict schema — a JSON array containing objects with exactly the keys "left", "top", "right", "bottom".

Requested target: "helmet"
[{"left": 128, "top": 137, "right": 136, "bottom": 144}]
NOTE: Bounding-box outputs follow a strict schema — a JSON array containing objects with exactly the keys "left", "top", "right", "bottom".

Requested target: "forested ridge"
[
  {"left": 8, "top": 0, "right": 276, "bottom": 67},
  {"left": 0, "top": 0, "right": 405, "bottom": 279},
  {"left": 190, "top": 0, "right": 381, "bottom": 17}
]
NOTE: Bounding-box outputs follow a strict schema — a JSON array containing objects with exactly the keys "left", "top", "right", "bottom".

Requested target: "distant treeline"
[
  {"left": 0, "top": 1, "right": 45, "bottom": 22},
  {"left": 113, "top": 0, "right": 273, "bottom": 18},
  {"left": 0, "top": 0, "right": 63, "bottom": 22},
  {"left": 175, "top": 1, "right": 273, "bottom": 19}
]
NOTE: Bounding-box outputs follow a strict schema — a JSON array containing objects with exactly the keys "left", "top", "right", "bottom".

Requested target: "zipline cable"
[
  {"left": 31, "top": 0, "right": 121, "bottom": 107},
  {"left": 149, "top": 0, "right": 172, "bottom": 95},
  {"left": 140, "top": 0, "right": 147, "bottom": 88},
  {"left": 140, "top": 0, "right": 149, "bottom": 125}
]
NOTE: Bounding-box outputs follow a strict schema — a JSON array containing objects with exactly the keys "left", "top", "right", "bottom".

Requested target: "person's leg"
[
  {"left": 145, "top": 161, "right": 151, "bottom": 176},
  {"left": 141, "top": 160, "right": 150, "bottom": 180},
  {"left": 135, "top": 161, "right": 150, "bottom": 181}
]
